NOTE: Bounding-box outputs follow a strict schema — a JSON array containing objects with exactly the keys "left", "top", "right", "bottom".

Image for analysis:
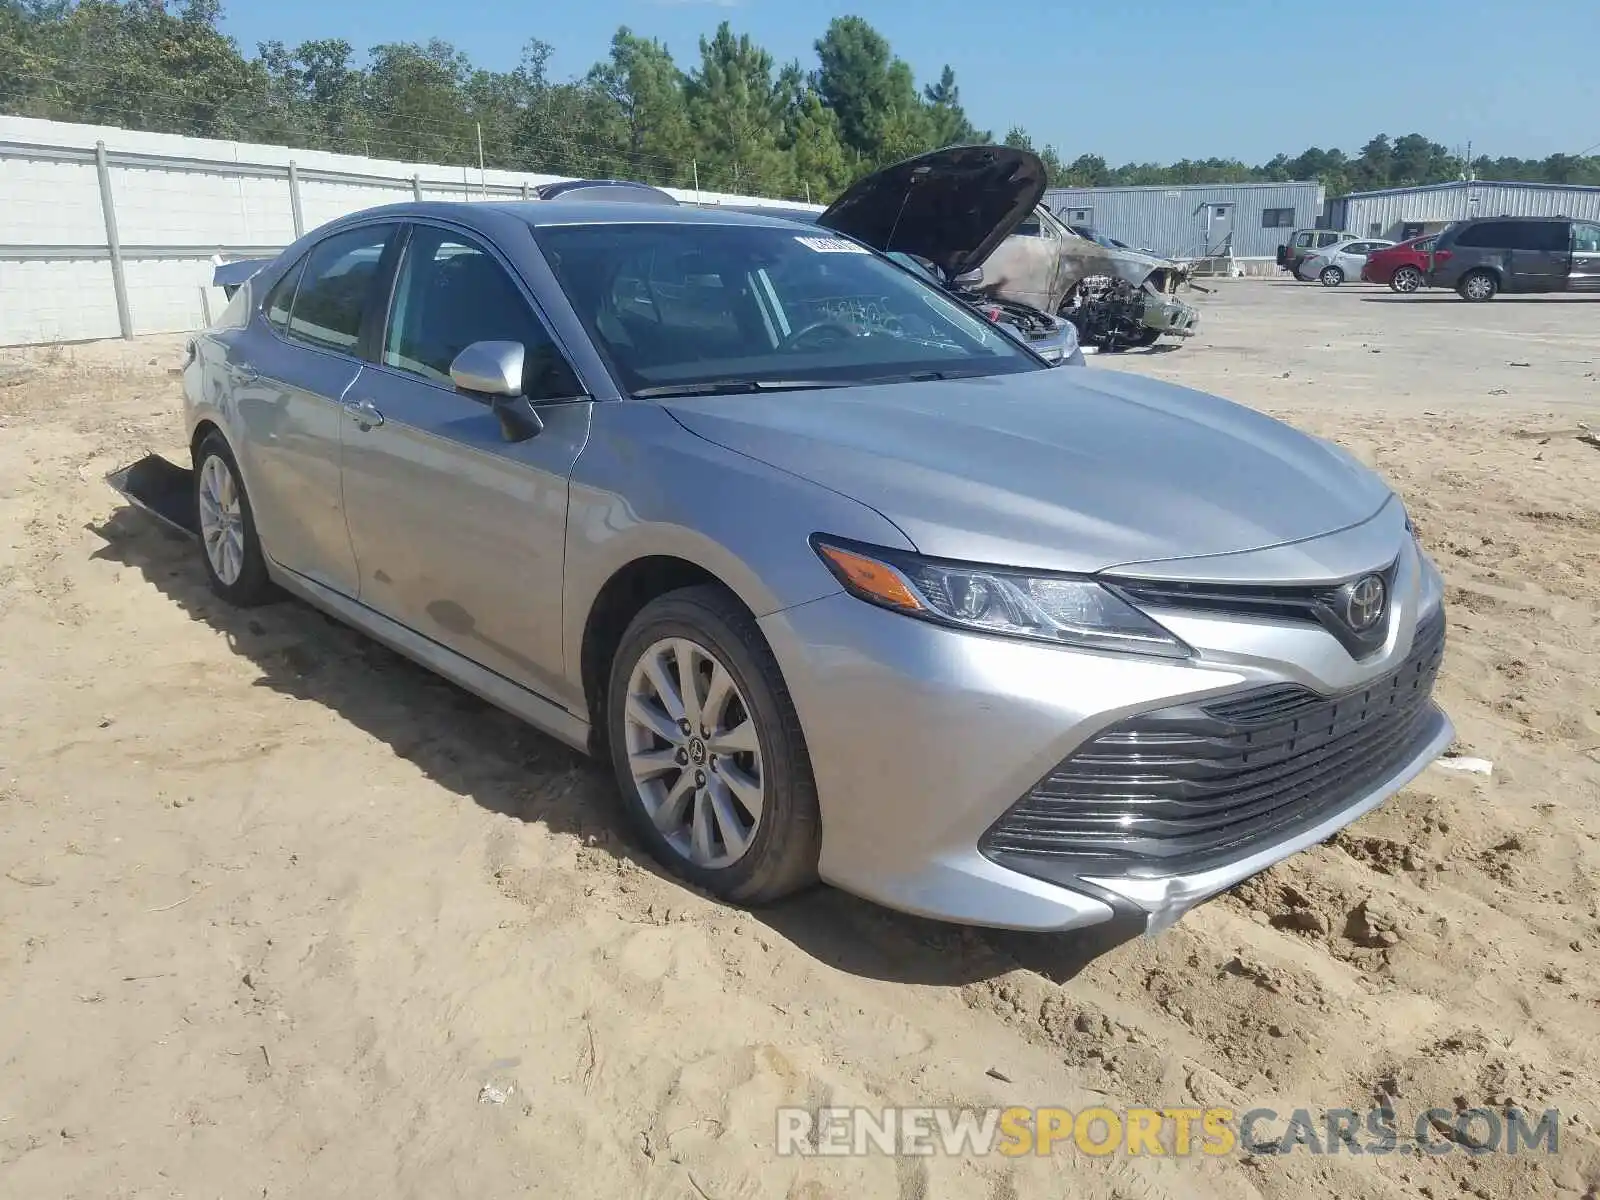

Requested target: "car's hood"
[
  {"left": 817, "top": 145, "right": 1046, "bottom": 279},
  {"left": 663, "top": 371, "right": 1393, "bottom": 575}
]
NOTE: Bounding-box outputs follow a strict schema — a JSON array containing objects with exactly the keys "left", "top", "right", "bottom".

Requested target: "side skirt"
[{"left": 267, "top": 562, "right": 594, "bottom": 756}]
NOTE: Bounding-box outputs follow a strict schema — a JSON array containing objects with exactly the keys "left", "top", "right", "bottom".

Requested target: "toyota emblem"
[{"left": 1343, "top": 575, "right": 1387, "bottom": 633}]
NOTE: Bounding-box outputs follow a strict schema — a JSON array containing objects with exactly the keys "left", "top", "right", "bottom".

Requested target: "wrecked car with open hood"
[{"left": 817, "top": 145, "right": 1201, "bottom": 352}]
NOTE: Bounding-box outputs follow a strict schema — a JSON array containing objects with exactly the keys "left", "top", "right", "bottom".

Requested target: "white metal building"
[
  {"left": 1324, "top": 180, "right": 1600, "bottom": 242},
  {"left": 1042, "top": 180, "right": 1325, "bottom": 267}
]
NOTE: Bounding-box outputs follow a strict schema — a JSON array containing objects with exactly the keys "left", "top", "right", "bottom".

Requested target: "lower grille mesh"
[{"left": 981, "top": 610, "right": 1446, "bottom": 875}]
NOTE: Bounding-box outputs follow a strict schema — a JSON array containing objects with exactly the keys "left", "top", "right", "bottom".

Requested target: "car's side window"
[
  {"left": 1574, "top": 223, "right": 1600, "bottom": 253},
  {"left": 285, "top": 226, "right": 393, "bottom": 354},
  {"left": 1530, "top": 222, "right": 1572, "bottom": 253},
  {"left": 1317, "top": 232, "right": 1341, "bottom": 247},
  {"left": 383, "top": 226, "right": 584, "bottom": 401},
  {"left": 1464, "top": 221, "right": 1534, "bottom": 250},
  {"left": 262, "top": 256, "right": 306, "bottom": 334},
  {"left": 1013, "top": 215, "right": 1043, "bottom": 237},
  {"left": 1293, "top": 232, "right": 1313, "bottom": 248}
]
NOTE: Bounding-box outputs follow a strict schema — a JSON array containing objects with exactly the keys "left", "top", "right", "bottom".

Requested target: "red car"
[{"left": 1362, "top": 235, "right": 1439, "bottom": 293}]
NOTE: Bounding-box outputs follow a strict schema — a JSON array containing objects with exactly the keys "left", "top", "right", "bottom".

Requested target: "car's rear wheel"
[
  {"left": 606, "top": 585, "right": 820, "bottom": 905},
  {"left": 1319, "top": 265, "right": 1344, "bottom": 287},
  {"left": 194, "top": 432, "right": 272, "bottom": 606},
  {"left": 1390, "top": 265, "right": 1423, "bottom": 293},
  {"left": 1458, "top": 270, "right": 1498, "bottom": 301}
]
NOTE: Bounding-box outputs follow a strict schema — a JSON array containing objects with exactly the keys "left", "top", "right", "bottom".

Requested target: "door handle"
[
  {"left": 230, "top": 362, "right": 259, "bottom": 385},
  {"left": 344, "top": 399, "right": 384, "bottom": 430}
]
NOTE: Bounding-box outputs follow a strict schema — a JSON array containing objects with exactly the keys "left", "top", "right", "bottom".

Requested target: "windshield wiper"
[{"left": 631, "top": 379, "right": 847, "bottom": 399}]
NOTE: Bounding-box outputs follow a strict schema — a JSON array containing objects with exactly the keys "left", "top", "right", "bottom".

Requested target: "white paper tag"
[{"left": 795, "top": 236, "right": 868, "bottom": 254}]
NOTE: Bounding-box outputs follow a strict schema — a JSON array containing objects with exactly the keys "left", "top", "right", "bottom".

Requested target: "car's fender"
[{"left": 559, "top": 399, "right": 915, "bottom": 707}]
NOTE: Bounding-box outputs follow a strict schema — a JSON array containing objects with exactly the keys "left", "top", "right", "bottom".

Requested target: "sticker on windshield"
[{"left": 795, "top": 236, "right": 868, "bottom": 254}]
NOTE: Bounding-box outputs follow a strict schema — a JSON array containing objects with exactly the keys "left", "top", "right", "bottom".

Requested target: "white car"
[{"left": 1299, "top": 238, "right": 1396, "bottom": 287}]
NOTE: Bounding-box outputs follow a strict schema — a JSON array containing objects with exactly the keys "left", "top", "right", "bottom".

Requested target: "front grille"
[
  {"left": 981, "top": 609, "right": 1445, "bottom": 878},
  {"left": 1111, "top": 559, "right": 1400, "bottom": 659}
]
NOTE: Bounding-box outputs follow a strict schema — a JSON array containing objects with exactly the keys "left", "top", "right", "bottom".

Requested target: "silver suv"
[{"left": 129, "top": 187, "right": 1452, "bottom": 935}]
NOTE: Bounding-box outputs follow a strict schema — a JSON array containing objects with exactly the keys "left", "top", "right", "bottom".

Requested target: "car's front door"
[
  {"left": 232, "top": 224, "right": 398, "bottom": 596},
  {"left": 338, "top": 222, "right": 594, "bottom": 700},
  {"left": 1568, "top": 222, "right": 1600, "bottom": 292},
  {"left": 982, "top": 209, "right": 1055, "bottom": 311},
  {"left": 1509, "top": 220, "right": 1572, "bottom": 292}
]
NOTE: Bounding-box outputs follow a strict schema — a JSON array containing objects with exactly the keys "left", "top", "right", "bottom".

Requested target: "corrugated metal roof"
[
  {"left": 1046, "top": 179, "right": 1322, "bottom": 195},
  {"left": 1335, "top": 178, "right": 1600, "bottom": 200}
]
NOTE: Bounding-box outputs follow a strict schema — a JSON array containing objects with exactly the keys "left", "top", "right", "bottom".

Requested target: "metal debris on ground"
[
  {"left": 1433, "top": 756, "right": 1494, "bottom": 777},
  {"left": 477, "top": 1081, "right": 514, "bottom": 1105}
]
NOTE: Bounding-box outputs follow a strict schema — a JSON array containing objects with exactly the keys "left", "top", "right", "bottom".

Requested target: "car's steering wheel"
[{"left": 778, "top": 319, "right": 862, "bottom": 351}]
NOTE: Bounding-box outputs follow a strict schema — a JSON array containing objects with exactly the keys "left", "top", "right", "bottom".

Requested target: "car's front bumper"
[
  {"left": 1142, "top": 292, "right": 1200, "bottom": 338},
  {"left": 758, "top": 531, "right": 1450, "bottom": 934}
]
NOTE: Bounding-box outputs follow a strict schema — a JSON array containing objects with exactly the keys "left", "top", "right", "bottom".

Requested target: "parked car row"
[{"left": 1280, "top": 216, "right": 1600, "bottom": 300}]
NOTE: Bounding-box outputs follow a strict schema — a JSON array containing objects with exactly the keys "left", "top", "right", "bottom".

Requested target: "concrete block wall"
[{"left": 0, "top": 115, "right": 820, "bottom": 347}]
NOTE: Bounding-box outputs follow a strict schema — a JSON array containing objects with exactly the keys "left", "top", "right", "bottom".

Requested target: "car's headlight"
[{"left": 811, "top": 537, "right": 1191, "bottom": 658}]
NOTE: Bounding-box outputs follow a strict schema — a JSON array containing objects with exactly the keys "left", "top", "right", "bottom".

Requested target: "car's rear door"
[
  {"left": 337, "top": 220, "right": 593, "bottom": 700},
  {"left": 230, "top": 223, "right": 399, "bottom": 596},
  {"left": 1566, "top": 222, "right": 1600, "bottom": 292},
  {"left": 1336, "top": 241, "right": 1372, "bottom": 273}
]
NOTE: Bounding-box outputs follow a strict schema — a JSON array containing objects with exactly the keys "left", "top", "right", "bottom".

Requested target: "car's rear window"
[{"left": 534, "top": 221, "right": 1040, "bottom": 394}]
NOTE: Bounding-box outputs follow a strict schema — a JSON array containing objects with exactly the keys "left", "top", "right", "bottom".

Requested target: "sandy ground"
[{"left": 2, "top": 280, "right": 1599, "bottom": 1200}]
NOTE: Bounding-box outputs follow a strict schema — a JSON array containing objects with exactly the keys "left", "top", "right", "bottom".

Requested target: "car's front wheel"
[
  {"left": 194, "top": 432, "right": 272, "bottom": 606},
  {"left": 606, "top": 585, "right": 820, "bottom": 905},
  {"left": 1390, "top": 265, "right": 1423, "bottom": 293},
  {"left": 1458, "top": 269, "right": 1498, "bottom": 301},
  {"left": 1319, "top": 265, "right": 1344, "bottom": 287}
]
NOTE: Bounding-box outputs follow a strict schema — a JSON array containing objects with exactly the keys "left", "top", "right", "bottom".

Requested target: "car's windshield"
[{"left": 535, "top": 221, "right": 1040, "bottom": 395}]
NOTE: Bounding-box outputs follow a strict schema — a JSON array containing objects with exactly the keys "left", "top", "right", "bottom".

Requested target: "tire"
[
  {"left": 1319, "top": 265, "right": 1344, "bottom": 287},
  {"left": 1390, "top": 265, "right": 1423, "bottom": 294},
  {"left": 193, "top": 431, "right": 273, "bottom": 606},
  {"left": 606, "top": 584, "right": 821, "bottom": 905},
  {"left": 1458, "top": 270, "right": 1498, "bottom": 302}
]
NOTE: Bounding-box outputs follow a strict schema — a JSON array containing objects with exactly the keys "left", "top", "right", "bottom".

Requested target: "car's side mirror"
[
  {"left": 449, "top": 340, "right": 543, "bottom": 442},
  {"left": 953, "top": 266, "right": 984, "bottom": 288},
  {"left": 450, "top": 340, "right": 524, "bottom": 397}
]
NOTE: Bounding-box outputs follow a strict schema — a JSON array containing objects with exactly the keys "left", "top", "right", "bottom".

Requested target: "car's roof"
[
  {"left": 329, "top": 198, "right": 815, "bottom": 232},
  {"left": 1459, "top": 215, "right": 1570, "bottom": 223}
]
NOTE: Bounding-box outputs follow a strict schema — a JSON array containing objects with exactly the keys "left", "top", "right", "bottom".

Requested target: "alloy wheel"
[
  {"left": 198, "top": 454, "right": 245, "bottom": 586},
  {"left": 1464, "top": 274, "right": 1494, "bottom": 300},
  {"left": 623, "top": 637, "right": 765, "bottom": 869},
  {"left": 1392, "top": 267, "right": 1421, "bottom": 293}
]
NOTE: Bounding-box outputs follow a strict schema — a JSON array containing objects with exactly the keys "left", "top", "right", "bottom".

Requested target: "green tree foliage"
[
  {"left": 1, "top": 3, "right": 1595, "bottom": 201},
  {"left": 922, "top": 64, "right": 985, "bottom": 148},
  {"left": 683, "top": 21, "right": 790, "bottom": 194}
]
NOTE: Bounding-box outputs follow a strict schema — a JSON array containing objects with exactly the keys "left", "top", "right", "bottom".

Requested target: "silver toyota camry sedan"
[{"left": 173, "top": 176, "right": 1452, "bottom": 934}]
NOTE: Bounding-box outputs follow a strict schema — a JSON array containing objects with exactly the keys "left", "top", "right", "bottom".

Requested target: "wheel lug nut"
[
  {"left": 678, "top": 719, "right": 691, "bottom": 734},
  {"left": 675, "top": 749, "right": 688, "bottom": 765},
  {"left": 694, "top": 771, "right": 706, "bottom": 787}
]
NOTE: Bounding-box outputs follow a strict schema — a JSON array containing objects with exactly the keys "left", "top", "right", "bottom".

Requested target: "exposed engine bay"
[{"left": 1060, "top": 276, "right": 1166, "bottom": 353}]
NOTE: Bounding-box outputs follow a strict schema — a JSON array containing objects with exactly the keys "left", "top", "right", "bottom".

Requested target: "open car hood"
[{"left": 817, "top": 145, "right": 1046, "bottom": 279}]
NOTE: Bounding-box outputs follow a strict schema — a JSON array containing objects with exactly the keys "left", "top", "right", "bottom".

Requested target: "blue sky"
[{"left": 220, "top": 0, "right": 1600, "bottom": 166}]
